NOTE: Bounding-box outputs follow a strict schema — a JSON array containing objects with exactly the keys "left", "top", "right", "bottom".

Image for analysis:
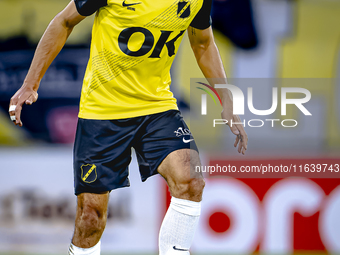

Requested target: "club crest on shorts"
[
  {"left": 177, "top": 1, "right": 190, "bottom": 18},
  {"left": 81, "top": 164, "right": 97, "bottom": 183}
]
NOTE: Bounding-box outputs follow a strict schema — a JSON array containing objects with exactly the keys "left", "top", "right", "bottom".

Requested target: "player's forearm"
[
  {"left": 191, "top": 35, "right": 233, "bottom": 108},
  {"left": 23, "top": 14, "right": 74, "bottom": 91}
]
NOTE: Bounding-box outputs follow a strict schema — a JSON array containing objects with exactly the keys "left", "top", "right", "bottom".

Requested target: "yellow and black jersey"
[{"left": 74, "top": 0, "right": 212, "bottom": 119}]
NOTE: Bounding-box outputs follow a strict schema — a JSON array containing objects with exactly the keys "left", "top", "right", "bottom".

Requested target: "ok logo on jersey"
[{"left": 118, "top": 27, "right": 185, "bottom": 58}]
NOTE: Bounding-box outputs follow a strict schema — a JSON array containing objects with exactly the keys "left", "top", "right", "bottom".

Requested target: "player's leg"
[
  {"left": 71, "top": 118, "right": 136, "bottom": 254},
  {"left": 157, "top": 149, "right": 204, "bottom": 255},
  {"left": 133, "top": 110, "right": 203, "bottom": 254},
  {"left": 69, "top": 192, "right": 109, "bottom": 254}
]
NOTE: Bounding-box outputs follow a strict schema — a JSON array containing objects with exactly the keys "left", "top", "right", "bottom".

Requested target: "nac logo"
[
  {"left": 81, "top": 164, "right": 97, "bottom": 183},
  {"left": 177, "top": 1, "right": 191, "bottom": 18}
]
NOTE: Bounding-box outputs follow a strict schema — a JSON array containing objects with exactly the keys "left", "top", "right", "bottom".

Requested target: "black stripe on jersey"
[
  {"left": 74, "top": 0, "right": 108, "bottom": 16},
  {"left": 190, "top": 0, "right": 212, "bottom": 30}
]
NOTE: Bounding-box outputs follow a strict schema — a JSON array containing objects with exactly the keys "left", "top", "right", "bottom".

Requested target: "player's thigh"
[
  {"left": 158, "top": 148, "right": 202, "bottom": 181},
  {"left": 158, "top": 148, "right": 204, "bottom": 200},
  {"left": 134, "top": 110, "right": 199, "bottom": 182}
]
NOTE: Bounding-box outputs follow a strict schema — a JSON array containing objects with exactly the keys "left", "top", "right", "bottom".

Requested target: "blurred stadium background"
[{"left": 1, "top": 0, "right": 340, "bottom": 254}]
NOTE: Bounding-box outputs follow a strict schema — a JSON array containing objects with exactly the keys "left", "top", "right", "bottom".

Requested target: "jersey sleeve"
[
  {"left": 74, "top": 0, "right": 108, "bottom": 16},
  {"left": 190, "top": 0, "right": 212, "bottom": 30}
]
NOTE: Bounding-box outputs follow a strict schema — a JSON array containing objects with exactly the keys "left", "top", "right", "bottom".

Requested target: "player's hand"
[
  {"left": 9, "top": 85, "right": 38, "bottom": 127},
  {"left": 221, "top": 108, "right": 248, "bottom": 155}
]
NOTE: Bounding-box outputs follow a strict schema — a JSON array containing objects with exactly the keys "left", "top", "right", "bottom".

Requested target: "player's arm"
[
  {"left": 188, "top": 12, "right": 248, "bottom": 154},
  {"left": 9, "top": 0, "right": 86, "bottom": 127}
]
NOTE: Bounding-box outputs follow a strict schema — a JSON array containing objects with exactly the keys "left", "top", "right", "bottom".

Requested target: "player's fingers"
[
  {"left": 10, "top": 90, "right": 37, "bottom": 126},
  {"left": 234, "top": 135, "right": 239, "bottom": 147},
  {"left": 8, "top": 104, "right": 22, "bottom": 126},
  {"left": 9, "top": 98, "right": 19, "bottom": 124},
  {"left": 25, "top": 91, "right": 38, "bottom": 105},
  {"left": 239, "top": 130, "right": 248, "bottom": 151},
  {"left": 12, "top": 95, "right": 25, "bottom": 126},
  {"left": 14, "top": 104, "right": 23, "bottom": 126},
  {"left": 9, "top": 96, "right": 18, "bottom": 111},
  {"left": 8, "top": 108, "right": 16, "bottom": 123},
  {"left": 241, "top": 139, "right": 247, "bottom": 155},
  {"left": 242, "top": 145, "right": 246, "bottom": 155},
  {"left": 238, "top": 136, "right": 243, "bottom": 153},
  {"left": 240, "top": 132, "right": 248, "bottom": 155}
]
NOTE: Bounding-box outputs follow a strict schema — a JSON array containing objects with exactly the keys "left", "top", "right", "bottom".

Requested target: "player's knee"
[
  {"left": 188, "top": 177, "right": 205, "bottom": 197},
  {"left": 79, "top": 205, "right": 106, "bottom": 233},
  {"left": 176, "top": 177, "right": 205, "bottom": 201}
]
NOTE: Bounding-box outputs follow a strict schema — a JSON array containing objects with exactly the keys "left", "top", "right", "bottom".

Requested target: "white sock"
[
  {"left": 159, "top": 197, "right": 201, "bottom": 255},
  {"left": 68, "top": 241, "right": 101, "bottom": 255}
]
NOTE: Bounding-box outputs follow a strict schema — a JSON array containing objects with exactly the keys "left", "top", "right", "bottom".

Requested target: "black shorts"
[{"left": 73, "top": 110, "right": 198, "bottom": 195}]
